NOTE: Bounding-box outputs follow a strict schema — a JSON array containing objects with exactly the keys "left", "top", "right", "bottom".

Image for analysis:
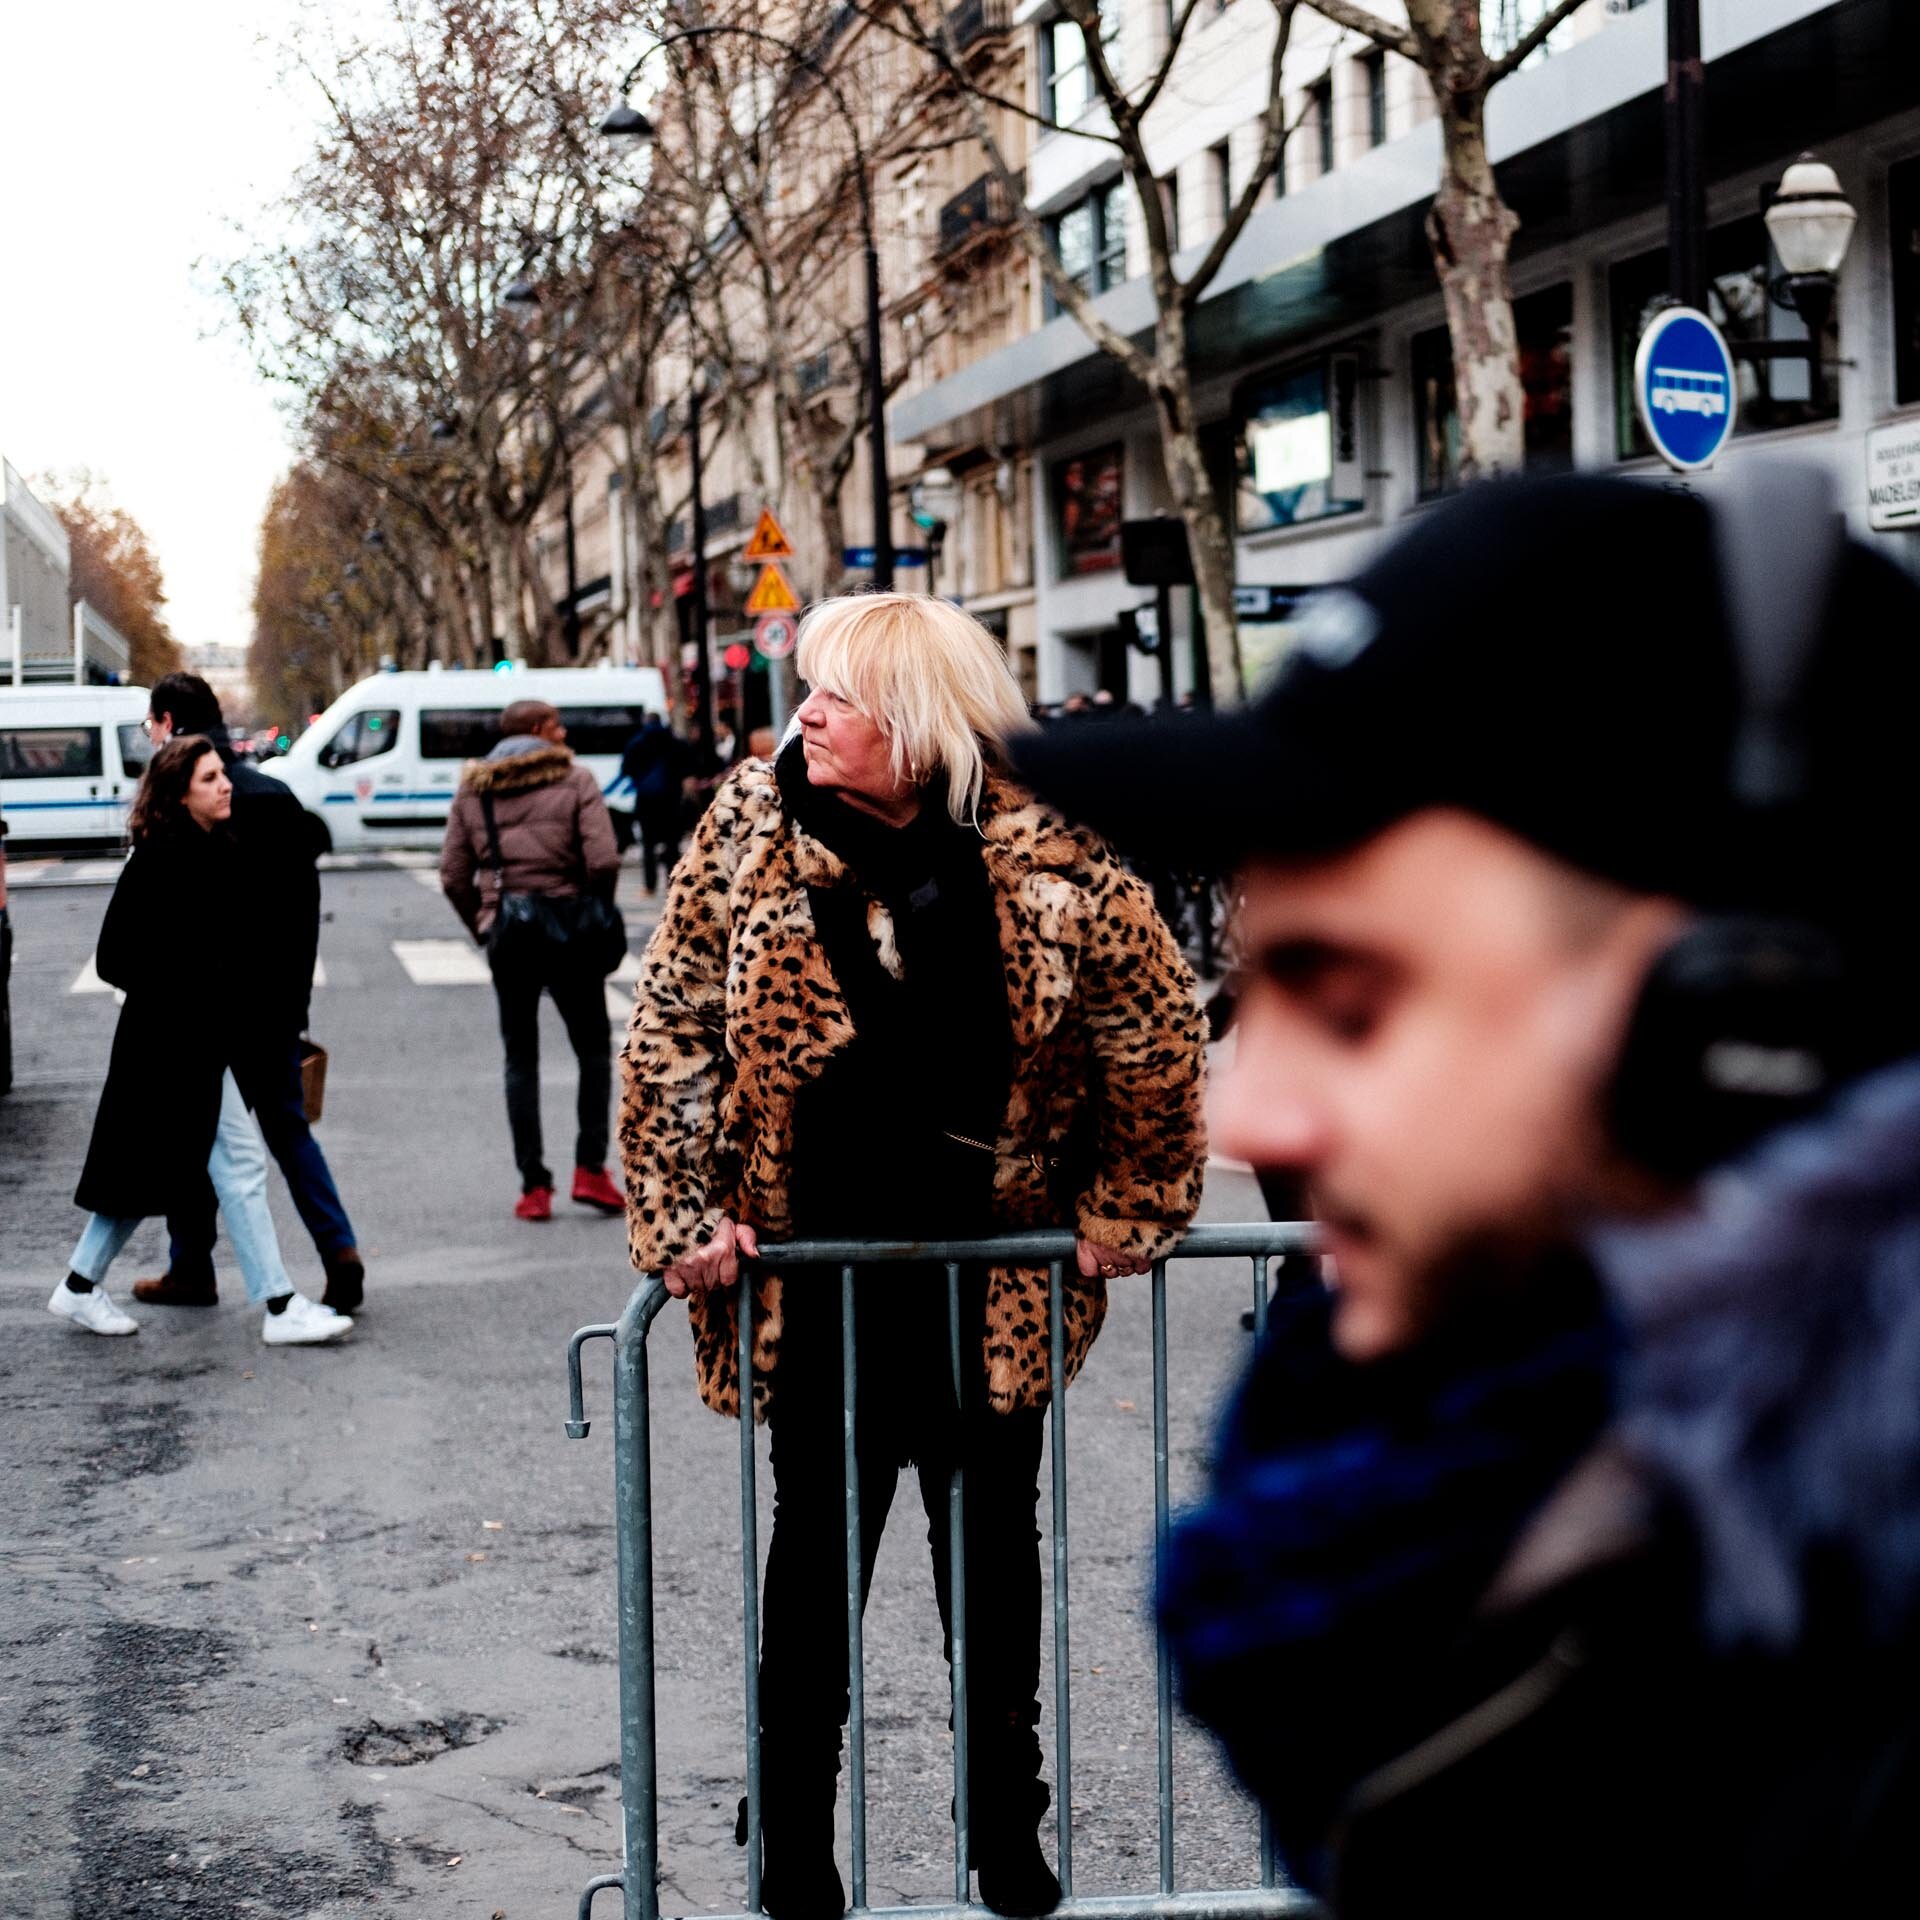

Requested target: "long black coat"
[
  {"left": 73, "top": 826, "right": 259, "bottom": 1220},
  {"left": 228, "top": 758, "right": 320, "bottom": 1036}
]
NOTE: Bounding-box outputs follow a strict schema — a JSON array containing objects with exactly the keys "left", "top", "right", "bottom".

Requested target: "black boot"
[
  {"left": 755, "top": 1734, "right": 847, "bottom": 1920},
  {"left": 974, "top": 1789, "right": 1061, "bottom": 1919}
]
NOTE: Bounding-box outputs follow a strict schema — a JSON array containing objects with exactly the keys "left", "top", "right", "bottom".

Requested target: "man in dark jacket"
[
  {"left": 616, "top": 710, "right": 688, "bottom": 894},
  {"left": 441, "top": 698, "right": 624, "bottom": 1222},
  {"left": 136, "top": 674, "right": 366, "bottom": 1314},
  {"left": 1015, "top": 471, "right": 1920, "bottom": 1917}
]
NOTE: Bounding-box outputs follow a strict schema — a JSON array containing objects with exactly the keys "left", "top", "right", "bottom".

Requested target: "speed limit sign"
[{"left": 754, "top": 612, "right": 798, "bottom": 660}]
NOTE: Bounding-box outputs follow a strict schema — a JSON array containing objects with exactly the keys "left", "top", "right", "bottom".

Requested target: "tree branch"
[
  {"left": 1300, "top": 0, "right": 1418, "bottom": 59},
  {"left": 1488, "top": 0, "right": 1594, "bottom": 83}
]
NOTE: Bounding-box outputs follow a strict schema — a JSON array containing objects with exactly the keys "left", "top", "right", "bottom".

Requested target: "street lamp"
[
  {"left": 599, "top": 23, "right": 895, "bottom": 591},
  {"left": 1763, "top": 153, "right": 1857, "bottom": 410}
]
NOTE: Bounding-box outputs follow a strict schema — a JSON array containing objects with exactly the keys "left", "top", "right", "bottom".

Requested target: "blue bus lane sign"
[{"left": 1635, "top": 306, "right": 1738, "bottom": 471}]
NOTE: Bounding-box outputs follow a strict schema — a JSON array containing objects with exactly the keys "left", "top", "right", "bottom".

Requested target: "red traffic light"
[{"left": 722, "top": 641, "right": 752, "bottom": 671}]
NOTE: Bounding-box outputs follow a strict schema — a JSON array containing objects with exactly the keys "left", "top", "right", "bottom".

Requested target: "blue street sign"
[
  {"left": 1634, "top": 306, "right": 1738, "bottom": 471},
  {"left": 843, "top": 547, "right": 931, "bottom": 569}
]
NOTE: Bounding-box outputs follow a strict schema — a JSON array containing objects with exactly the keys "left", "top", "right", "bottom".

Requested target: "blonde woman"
[{"left": 620, "top": 594, "right": 1207, "bottom": 1919}]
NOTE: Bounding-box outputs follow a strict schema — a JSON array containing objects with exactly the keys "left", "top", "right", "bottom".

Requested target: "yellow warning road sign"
[
  {"left": 745, "top": 563, "right": 800, "bottom": 615},
  {"left": 743, "top": 508, "right": 795, "bottom": 562}
]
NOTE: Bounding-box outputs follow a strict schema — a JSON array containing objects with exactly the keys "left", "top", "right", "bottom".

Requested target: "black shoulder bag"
[{"left": 479, "top": 790, "right": 628, "bottom": 976}]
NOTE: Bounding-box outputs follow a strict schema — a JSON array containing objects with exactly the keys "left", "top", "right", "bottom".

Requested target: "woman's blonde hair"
[{"left": 794, "top": 592, "right": 1035, "bottom": 823}]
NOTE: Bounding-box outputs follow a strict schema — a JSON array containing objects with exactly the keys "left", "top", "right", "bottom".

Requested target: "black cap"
[{"left": 1012, "top": 474, "right": 1920, "bottom": 920}]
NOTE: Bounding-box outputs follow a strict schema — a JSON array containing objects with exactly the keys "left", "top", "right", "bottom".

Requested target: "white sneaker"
[
  {"left": 48, "top": 1281, "right": 138, "bottom": 1336},
  {"left": 262, "top": 1292, "right": 354, "bottom": 1346}
]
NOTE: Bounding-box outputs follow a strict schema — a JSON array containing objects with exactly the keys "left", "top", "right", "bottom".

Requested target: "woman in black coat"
[{"left": 49, "top": 735, "right": 353, "bottom": 1346}]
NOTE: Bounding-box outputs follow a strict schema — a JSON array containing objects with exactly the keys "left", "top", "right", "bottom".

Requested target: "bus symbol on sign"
[
  {"left": 1634, "top": 306, "right": 1738, "bottom": 471},
  {"left": 1649, "top": 366, "right": 1728, "bottom": 418}
]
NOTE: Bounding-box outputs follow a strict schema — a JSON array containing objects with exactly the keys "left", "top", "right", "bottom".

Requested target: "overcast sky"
[{"left": 0, "top": 2, "right": 335, "bottom": 654}]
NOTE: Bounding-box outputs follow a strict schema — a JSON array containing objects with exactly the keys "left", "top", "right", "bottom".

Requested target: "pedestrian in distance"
[
  {"left": 440, "top": 698, "right": 626, "bottom": 1223},
  {"left": 1018, "top": 470, "right": 1920, "bottom": 1919},
  {"left": 133, "top": 673, "right": 367, "bottom": 1315},
  {"left": 616, "top": 709, "right": 689, "bottom": 895},
  {"left": 51, "top": 735, "right": 354, "bottom": 1345},
  {"left": 619, "top": 592, "right": 1209, "bottom": 1920}
]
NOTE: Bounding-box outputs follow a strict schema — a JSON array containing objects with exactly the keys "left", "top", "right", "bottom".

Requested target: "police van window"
[
  {"left": 118, "top": 723, "right": 154, "bottom": 774},
  {"left": 1611, "top": 214, "right": 1838, "bottom": 458},
  {"left": 420, "top": 709, "right": 501, "bottom": 761},
  {"left": 0, "top": 726, "right": 104, "bottom": 780},
  {"left": 557, "top": 707, "right": 653, "bottom": 756},
  {"left": 318, "top": 710, "right": 401, "bottom": 769}
]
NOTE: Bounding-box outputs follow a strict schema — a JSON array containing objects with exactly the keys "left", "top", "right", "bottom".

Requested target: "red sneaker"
[
  {"left": 572, "top": 1166, "right": 624, "bottom": 1215},
  {"left": 515, "top": 1186, "right": 554, "bottom": 1223}
]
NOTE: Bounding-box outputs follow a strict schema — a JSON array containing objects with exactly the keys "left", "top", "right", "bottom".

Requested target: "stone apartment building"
[{"left": 533, "top": 0, "right": 1919, "bottom": 721}]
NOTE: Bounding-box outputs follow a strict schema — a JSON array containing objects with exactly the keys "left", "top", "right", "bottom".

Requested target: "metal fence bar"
[
  {"left": 740, "top": 1278, "right": 763, "bottom": 1912},
  {"left": 617, "top": 1282, "right": 672, "bottom": 1920},
  {"left": 569, "top": 1224, "right": 1321, "bottom": 1920},
  {"left": 843, "top": 1262, "right": 869, "bottom": 1911},
  {"left": 1250, "top": 1256, "right": 1276, "bottom": 1892},
  {"left": 947, "top": 1261, "right": 971, "bottom": 1905},
  {"left": 1047, "top": 1257, "right": 1075, "bottom": 1899},
  {"left": 1151, "top": 1262, "right": 1175, "bottom": 1897}
]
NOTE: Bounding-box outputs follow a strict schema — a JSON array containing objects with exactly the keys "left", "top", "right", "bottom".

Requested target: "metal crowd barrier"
[{"left": 565, "top": 1225, "right": 1322, "bottom": 1920}]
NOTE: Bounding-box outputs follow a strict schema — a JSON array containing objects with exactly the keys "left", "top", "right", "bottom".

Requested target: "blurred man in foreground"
[{"left": 1016, "top": 472, "right": 1920, "bottom": 1917}]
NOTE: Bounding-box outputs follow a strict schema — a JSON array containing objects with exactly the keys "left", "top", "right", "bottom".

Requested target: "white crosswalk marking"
[
  {"left": 410, "top": 869, "right": 445, "bottom": 893},
  {"left": 73, "top": 955, "right": 328, "bottom": 996},
  {"left": 391, "top": 939, "right": 493, "bottom": 986},
  {"left": 70, "top": 957, "right": 119, "bottom": 999}
]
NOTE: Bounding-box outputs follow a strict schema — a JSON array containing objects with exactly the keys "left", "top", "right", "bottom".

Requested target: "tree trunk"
[
  {"left": 1152, "top": 359, "right": 1244, "bottom": 707},
  {"left": 1427, "top": 90, "right": 1524, "bottom": 480}
]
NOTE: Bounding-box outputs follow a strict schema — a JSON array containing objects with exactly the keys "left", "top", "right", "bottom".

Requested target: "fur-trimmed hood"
[{"left": 458, "top": 742, "right": 576, "bottom": 795}]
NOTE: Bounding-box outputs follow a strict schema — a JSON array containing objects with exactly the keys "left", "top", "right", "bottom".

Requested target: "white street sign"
[{"left": 1866, "top": 420, "right": 1920, "bottom": 532}]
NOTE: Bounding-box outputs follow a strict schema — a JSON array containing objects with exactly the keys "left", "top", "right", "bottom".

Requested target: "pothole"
[{"left": 339, "top": 1713, "right": 501, "bottom": 1767}]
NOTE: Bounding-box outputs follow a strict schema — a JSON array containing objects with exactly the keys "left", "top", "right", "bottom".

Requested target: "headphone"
[{"left": 1605, "top": 465, "right": 1857, "bottom": 1181}]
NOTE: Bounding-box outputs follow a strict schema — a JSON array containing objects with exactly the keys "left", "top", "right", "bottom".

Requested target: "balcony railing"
[
  {"left": 945, "top": 0, "right": 1011, "bottom": 53},
  {"left": 937, "top": 170, "right": 1020, "bottom": 260}
]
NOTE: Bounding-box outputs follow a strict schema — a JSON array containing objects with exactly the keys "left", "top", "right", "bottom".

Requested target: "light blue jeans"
[{"left": 70, "top": 1070, "right": 293, "bottom": 1306}]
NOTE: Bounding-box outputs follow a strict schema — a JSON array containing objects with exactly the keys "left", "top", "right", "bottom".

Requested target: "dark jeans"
[
  {"left": 491, "top": 947, "right": 611, "bottom": 1191},
  {"left": 169, "top": 1035, "right": 357, "bottom": 1278},
  {"left": 636, "top": 796, "right": 682, "bottom": 894},
  {"left": 758, "top": 1277, "right": 1049, "bottom": 1866}
]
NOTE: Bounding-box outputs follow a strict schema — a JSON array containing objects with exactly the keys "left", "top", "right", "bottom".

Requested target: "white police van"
[
  {"left": 262, "top": 666, "right": 670, "bottom": 853},
  {"left": 0, "top": 686, "right": 153, "bottom": 848}
]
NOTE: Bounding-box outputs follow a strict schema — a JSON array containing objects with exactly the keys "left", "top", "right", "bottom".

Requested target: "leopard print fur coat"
[{"left": 617, "top": 756, "right": 1207, "bottom": 1420}]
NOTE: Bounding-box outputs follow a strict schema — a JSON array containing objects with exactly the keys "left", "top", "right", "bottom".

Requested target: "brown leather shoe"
[
  {"left": 321, "top": 1247, "right": 365, "bottom": 1315},
  {"left": 132, "top": 1270, "right": 219, "bottom": 1307}
]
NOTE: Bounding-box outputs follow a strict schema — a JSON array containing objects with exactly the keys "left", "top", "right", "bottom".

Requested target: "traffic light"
[{"left": 722, "top": 641, "right": 752, "bottom": 672}]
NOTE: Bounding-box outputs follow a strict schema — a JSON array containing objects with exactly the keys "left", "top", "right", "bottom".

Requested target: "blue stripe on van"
[{"left": 0, "top": 798, "right": 113, "bottom": 811}]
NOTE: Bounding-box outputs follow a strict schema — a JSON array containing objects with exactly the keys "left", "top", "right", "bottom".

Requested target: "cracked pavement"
[{"left": 1, "top": 862, "right": 1279, "bottom": 1917}]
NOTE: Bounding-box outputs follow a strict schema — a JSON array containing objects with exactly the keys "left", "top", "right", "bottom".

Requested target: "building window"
[
  {"left": 1210, "top": 142, "right": 1233, "bottom": 229},
  {"left": 1045, "top": 180, "right": 1126, "bottom": 316},
  {"left": 1364, "top": 52, "right": 1387, "bottom": 148},
  {"left": 1610, "top": 216, "right": 1839, "bottom": 457},
  {"left": 1053, "top": 444, "right": 1126, "bottom": 577},
  {"left": 1892, "top": 156, "right": 1920, "bottom": 408},
  {"left": 1310, "top": 76, "right": 1333, "bottom": 177},
  {"left": 1160, "top": 172, "right": 1181, "bottom": 251},
  {"left": 1043, "top": 11, "right": 1117, "bottom": 126},
  {"left": 1235, "top": 356, "right": 1366, "bottom": 534},
  {"left": 1412, "top": 283, "right": 1574, "bottom": 499}
]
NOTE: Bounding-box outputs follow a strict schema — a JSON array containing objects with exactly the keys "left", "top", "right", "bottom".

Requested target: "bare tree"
[
  {"left": 1302, "top": 0, "right": 1593, "bottom": 477},
  {"left": 875, "top": 0, "right": 1305, "bottom": 705}
]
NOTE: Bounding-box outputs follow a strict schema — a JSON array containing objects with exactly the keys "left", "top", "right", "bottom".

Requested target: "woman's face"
[
  {"left": 183, "top": 752, "right": 233, "bottom": 830},
  {"left": 795, "top": 686, "right": 913, "bottom": 816}
]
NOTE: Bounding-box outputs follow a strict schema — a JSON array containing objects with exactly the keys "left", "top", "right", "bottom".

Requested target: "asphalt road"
[{"left": 0, "top": 854, "right": 1283, "bottom": 1919}]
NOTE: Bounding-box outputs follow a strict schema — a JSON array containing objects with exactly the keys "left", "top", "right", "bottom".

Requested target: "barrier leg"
[
  {"left": 1250, "top": 1255, "right": 1276, "bottom": 1890},
  {"left": 1047, "top": 1259, "right": 1074, "bottom": 1899},
  {"left": 947, "top": 1262, "right": 971, "bottom": 1904},
  {"left": 741, "top": 1277, "right": 764, "bottom": 1911},
  {"left": 1152, "top": 1261, "right": 1174, "bottom": 1898},
  {"left": 842, "top": 1264, "right": 868, "bottom": 1910},
  {"left": 616, "top": 1298, "right": 662, "bottom": 1920}
]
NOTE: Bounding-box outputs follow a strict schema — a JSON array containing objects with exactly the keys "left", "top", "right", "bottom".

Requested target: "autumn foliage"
[{"left": 45, "top": 479, "right": 184, "bottom": 688}]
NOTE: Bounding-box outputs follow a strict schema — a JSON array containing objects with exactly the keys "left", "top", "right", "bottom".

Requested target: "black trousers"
[
  {"left": 635, "top": 796, "right": 682, "bottom": 894},
  {"left": 758, "top": 1277, "right": 1049, "bottom": 1862},
  {"left": 489, "top": 948, "right": 611, "bottom": 1191}
]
